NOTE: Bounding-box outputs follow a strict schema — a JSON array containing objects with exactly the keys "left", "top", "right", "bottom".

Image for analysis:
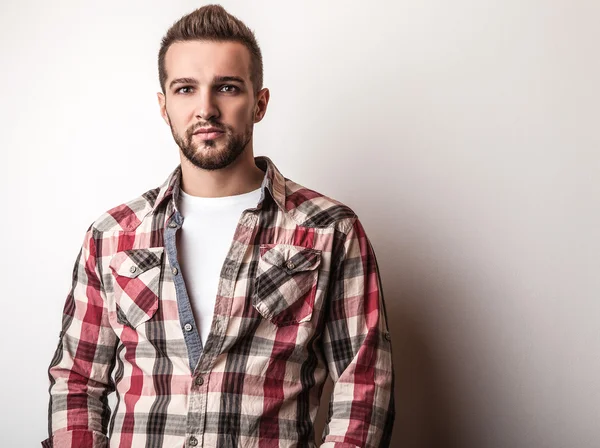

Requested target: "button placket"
[
  {"left": 164, "top": 210, "right": 202, "bottom": 371},
  {"left": 187, "top": 211, "right": 258, "bottom": 443}
]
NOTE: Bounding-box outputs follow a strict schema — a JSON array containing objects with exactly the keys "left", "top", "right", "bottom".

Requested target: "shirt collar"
[{"left": 150, "top": 155, "right": 287, "bottom": 216}]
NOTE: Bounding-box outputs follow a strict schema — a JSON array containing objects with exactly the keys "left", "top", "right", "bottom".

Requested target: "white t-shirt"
[{"left": 177, "top": 186, "right": 262, "bottom": 346}]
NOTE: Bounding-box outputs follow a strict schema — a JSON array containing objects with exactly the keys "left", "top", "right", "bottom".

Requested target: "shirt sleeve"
[
  {"left": 320, "top": 216, "right": 395, "bottom": 448},
  {"left": 42, "top": 224, "right": 117, "bottom": 448}
]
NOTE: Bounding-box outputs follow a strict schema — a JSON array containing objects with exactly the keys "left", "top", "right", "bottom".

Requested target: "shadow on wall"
[
  {"left": 314, "top": 237, "right": 463, "bottom": 447},
  {"left": 389, "top": 298, "right": 461, "bottom": 448}
]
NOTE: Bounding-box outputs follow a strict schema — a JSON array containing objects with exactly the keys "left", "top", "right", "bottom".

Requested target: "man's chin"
[
  {"left": 182, "top": 148, "right": 234, "bottom": 171},
  {"left": 197, "top": 136, "right": 236, "bottom": 155},
  {"left": 193, "top": 140, "right": 219, "bottom": 151}
]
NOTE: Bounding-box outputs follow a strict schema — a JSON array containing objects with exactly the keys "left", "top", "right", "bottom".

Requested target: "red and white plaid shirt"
[{"left": 44, "top": 156, "right": 395, "bottom": 448}]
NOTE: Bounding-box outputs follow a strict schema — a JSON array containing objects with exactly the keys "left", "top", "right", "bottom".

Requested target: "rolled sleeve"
[
  {"left": 321, "top": 216, "right": 395, "bottom": 448},
  {"left": 41, "top": 429, "right": 109, "bottom": 448},
  {"left": 44, "top": 224, "right": 117, "bottom": 447}
]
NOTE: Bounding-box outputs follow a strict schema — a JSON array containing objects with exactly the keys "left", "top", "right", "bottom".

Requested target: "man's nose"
[{"left": 195, "top": 89, "right": 220, "bottom": 121}]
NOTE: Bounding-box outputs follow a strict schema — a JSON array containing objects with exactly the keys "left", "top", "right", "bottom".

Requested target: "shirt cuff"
[{"left": 42, "top": 430, "right": 109, "bottom": 448}]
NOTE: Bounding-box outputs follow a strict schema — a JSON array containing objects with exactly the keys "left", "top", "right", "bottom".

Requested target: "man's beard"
[{"left": 169, "top": 118, "right": 253, "bottom": 171}]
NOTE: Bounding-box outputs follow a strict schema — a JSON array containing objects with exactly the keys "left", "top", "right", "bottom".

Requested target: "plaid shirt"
[{"left": 44, "top": 156, "right": 395, "bottom": 448}]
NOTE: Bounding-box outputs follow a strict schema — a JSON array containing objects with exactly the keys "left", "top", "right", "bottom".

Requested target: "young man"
[{"left": 44, "top": 5, "right": 394, "bottom": 448}]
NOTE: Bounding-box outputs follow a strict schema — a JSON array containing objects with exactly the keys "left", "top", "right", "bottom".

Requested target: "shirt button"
[
  {"left": 385, "top": 332, "right": 392, "bottom": 341},
  {"left": 195, "top": 376, "right": 204, "bottom": 386},
  {"left": 172, "top": 266, "right": 178, "bottom": 275},
  {"left": 129, "top": 265, "right": 137, "bottom": 273},
  {"left": 286, "top": 260, "right": 295, "bottom": 270},
  {"left": 189, "top": 436, "right": 198, "bottom": 446},
  {"left": 184, "top": 323, "right": 193, "bottom": 332}
]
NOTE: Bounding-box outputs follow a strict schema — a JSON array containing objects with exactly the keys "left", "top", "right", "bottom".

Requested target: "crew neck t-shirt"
[{"left": 177, "top": 186, "right": 263, "bottom": 346}]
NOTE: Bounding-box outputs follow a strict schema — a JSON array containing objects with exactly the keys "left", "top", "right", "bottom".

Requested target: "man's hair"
[{"left": 158, "top": 4, "right": 263, "bottom": 96}]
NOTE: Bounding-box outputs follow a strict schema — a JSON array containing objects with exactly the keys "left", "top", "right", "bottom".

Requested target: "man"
[{"left": 44, "top": 5, "right": 394, "bottom": 447}]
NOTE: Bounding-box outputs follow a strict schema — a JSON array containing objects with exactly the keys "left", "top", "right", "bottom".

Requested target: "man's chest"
[{"left": 99, "top": 209, "right": 339, "bottom": 374}]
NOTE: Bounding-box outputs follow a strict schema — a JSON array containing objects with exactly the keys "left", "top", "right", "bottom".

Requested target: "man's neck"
[{"left": 179, "top": 150, "right": 265, "bottom": 198}]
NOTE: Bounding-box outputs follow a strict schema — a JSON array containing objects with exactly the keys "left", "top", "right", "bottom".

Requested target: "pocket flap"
[
  {"left": 110, "top": 247, "right": 164, "bottom": 278},
  {"left": 259, "top": 244, "right": 321, "bottom": 273}
]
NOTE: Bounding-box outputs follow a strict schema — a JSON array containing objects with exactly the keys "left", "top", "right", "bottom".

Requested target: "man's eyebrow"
[
  {"left": 214, "top": 76, "right": 245, "bottom": 84},
  {"left": 169, "top": 77, "right": 198, "bottom": 89}
]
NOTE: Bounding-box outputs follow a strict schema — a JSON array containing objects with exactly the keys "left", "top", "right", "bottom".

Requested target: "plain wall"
[{"left": 1, "top": 0, "right": 599, "bottom": 446}]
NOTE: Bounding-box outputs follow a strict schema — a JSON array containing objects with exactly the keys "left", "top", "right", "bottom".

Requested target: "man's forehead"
[{"left": 165, "top": 40, "right": 251, "bottom": 81}]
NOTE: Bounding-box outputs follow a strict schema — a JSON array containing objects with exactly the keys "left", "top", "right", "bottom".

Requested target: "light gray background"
[{"left": 1, "top": 1, "right": 599, "bottom": 447}]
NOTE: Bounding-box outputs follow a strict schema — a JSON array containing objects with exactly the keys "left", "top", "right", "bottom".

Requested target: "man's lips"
[{"left": 193, "top": 127, "right": 225, "bottom": 140}]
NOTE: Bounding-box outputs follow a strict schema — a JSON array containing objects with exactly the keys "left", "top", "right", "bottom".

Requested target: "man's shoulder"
[
  {"left": 85, "top": 171, "right": 360, "bottom": 235},
  {"left": 88, "top": 184, "right": 163, "bottom": 234},
  {"left": 283, "top": 177, "right": 357, "bottom": 232}
]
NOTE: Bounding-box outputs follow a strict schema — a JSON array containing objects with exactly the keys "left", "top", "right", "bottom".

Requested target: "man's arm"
[
  {"left": 321, "top": 216, "right": 395, "bottom": 448},
  {"left": 43, "top": 224, "right": 117, "bottom": 448}
]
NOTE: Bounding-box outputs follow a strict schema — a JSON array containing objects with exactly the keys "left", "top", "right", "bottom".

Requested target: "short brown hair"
[{"left": 158, "top": 5, "right": 263, "bottom": 95}]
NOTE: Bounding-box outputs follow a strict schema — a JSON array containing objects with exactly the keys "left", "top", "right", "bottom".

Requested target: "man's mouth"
[{"left": 193, "top": 127, "right": 225, "bottom": 140}]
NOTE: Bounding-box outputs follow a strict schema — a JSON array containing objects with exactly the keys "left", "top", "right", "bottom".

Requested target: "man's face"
[{"left": 158, "top": 40, "right": 267, "bottom": 171}]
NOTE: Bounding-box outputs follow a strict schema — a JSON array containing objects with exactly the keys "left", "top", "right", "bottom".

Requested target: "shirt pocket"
[
  {"left": 253, "top": 243, "right": 322, "bottom": 326},
  {"left": 108, "top": 247, "right": 164, "bottom": 329}
]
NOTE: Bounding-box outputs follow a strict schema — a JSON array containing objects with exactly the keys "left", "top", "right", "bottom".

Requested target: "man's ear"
[
  {"left": 157, "top": 92, "right": 170, "bottom": 125},
  {"left": 254, "top": 88, "right": 270, "bottom": 123}
]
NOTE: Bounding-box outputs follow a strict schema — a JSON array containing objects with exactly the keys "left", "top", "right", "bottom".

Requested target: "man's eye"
[
  {"left": 219, "top": 85, "right": 238, "bottom": 93},
  {"left": 176, "top": 86, "right": 193, "bottom": 94}
]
